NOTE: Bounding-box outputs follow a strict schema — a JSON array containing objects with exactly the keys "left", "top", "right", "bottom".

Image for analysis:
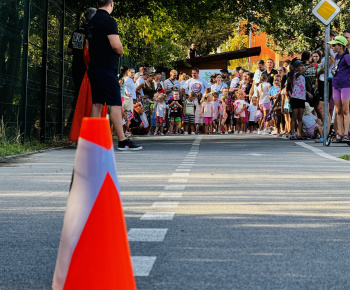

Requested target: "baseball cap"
[
  {"left": 292, "top": 60, "right": 303, "bottom": 68},
  {"left": 328, "top": 35, "right": 348, "bottom": 46}
]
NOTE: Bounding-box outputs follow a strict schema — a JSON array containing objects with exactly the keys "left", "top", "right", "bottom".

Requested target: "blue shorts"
[{"left": 87, "top": 67, "right": 122, "bottom": 106}]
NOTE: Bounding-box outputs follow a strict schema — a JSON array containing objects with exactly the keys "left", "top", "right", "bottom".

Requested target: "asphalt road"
[{"left": 1, "top": 135, "right": 350, "bottom": 289}]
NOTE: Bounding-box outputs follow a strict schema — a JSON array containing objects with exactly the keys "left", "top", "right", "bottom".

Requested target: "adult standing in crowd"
[
  {"left": 220, "top": 68, "right": 231, "bottom": 87},
  {"left": 136, "top": 71, "right": 148, "bottom": 102},
  {"left": 328, "top": 36, "right": 350, "bottom": 142},
  {"left": 87, "top": 0, "right": 141, "bottom": 150},
  {"left": 134, "top": 63, "right": 149, "bottom": 82},
  {"left": 343, "top": 30, "right": 350, "bottom": 53},
  {"left": 182, "top": 67, "right": 211, "bottom": 96},
  {"left": 153, "top": 70, "right": 165, "bottom": 94},
  {"left": 164, "top": 70, "right": 181, "bottom": 101},
  {"left": 249, "top": 60, "right": 266, "bottom": 99},
  {"left": 265, "top": 58, "right": 278, "bottom": 85},
  {"left": 124, "top": 68, "right": 136, "bottom": 112},
  {"left": 68, "top": 8, "right": 97, "bottom": 105},
  {"left": 188, "top": 43, "right": 197, "bottom": 59},
  {"left": 211, "top": 74, "right": 227, "bottom": 100}
]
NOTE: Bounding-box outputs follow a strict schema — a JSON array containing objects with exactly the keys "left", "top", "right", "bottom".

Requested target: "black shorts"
[
  {"left": 225, "top": 112, "right": 231, "bottom": 125},
  {"left": 248, "top": 121, "right": 258, "bottom": 127},
  {"left": 290, "top": 98, "right": 305, "bottom": 109},
  {"left": 318, "top": 79, "right": 333, "bottom": 102},
  {"left": 87, "top": 67, "right": 122, "bottom": 106}
]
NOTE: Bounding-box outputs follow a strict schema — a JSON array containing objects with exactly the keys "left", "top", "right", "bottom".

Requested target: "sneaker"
[
  {"left": 225, "top": 131, "right": 228, "bottom": 134},
  {"left": 239, "top": 131, "right": 243, "bottom": 134},
  {"left": 271, "top": 130, "right": 277, "bottom": 135},
  {"left": 289, "top": 135, "right": 297, "bottom": 140},
  {"left": 191, "top": 132, "right": 195, "bottom": 135},
  {"left": 257, "top": 129, "right": 261, "bottom": 135},
  {"left": 160, "top": 133, "right": 164, "bottom": 135},
  {"left": 246, "top": 130, "right": 251, "bottom": 134},
  {"left": 117, "top": 139, "right": 143, "bottom": 151},
  {"left": 184, "top": 132, "right": 188, "bottom": 135},
  {"left": 252, "top": 130, "right": 257, "bottom": 134},
  {"left": 125, "top": 131, "right": 131, "bottom": 137}
]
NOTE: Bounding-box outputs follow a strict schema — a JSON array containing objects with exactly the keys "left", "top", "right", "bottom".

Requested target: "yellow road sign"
[{"left": 312, "top": 0, "right": 341, "bottom": 25}]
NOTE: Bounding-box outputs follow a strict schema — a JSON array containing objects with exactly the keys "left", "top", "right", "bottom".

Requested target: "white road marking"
[
  {"left": 172, "top": 173, "right": 190, "bottom": 177},
  {"left": 128, "top": 228, "right": 168, "bottom": 242},
  {"left": 176, "top": 169, "right": 191, "bottom": 172},
  {"left": 141, "top": 212, "right": 175, "bottom": 220},
  {"left": 168, "top": 179, "right": 188, "bottom": 183},
  {"left": 164, "top": 185, "right": 185, "bottom": 191},
  {"left": 296, "top": 142, "right": 350, "bottom": 164},
  {"left": 152, "top": 201, "right": 179, "bottom": 208},
  {"left": 159, "top": 192, "right": 183, "bottom": 198},
  {"left": 132, "top": 256, "right": 157, "bottom": 276}
]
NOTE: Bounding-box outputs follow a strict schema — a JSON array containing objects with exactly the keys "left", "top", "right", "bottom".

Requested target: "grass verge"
[
  {"left": 339, "top": 154, "right": 350, "bottom": 161},
  {"left": 0, "top": 139, "right": 70, "bottom": 158}
]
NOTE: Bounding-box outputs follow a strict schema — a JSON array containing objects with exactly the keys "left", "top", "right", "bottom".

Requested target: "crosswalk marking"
[
  {"left": 159, "top": 192, "right": 183, "bottom": 198},
  {"left": 128, "top": 228, "right": 168, "bottom": 242},
  {"left": 152, "top": 201, "right": 179, "bottom": 208},
  {"left": 141, "top": 212, "right": 175, "bottom": 220},
  {"left": 164, "top": 185, "right": 186, "bottom": 191},
  {"left": 132, "top": 256, "right": 157, "bottom": 276}
]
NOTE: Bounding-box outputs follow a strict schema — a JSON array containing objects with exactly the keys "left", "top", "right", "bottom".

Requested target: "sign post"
[{"left": 312, "top": 0, "right": 341, "bottom": 146}]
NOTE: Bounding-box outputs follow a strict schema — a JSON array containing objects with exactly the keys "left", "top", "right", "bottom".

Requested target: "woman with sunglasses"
[{"left": 328, "top": 36, "right": 350, "bottom": 142}]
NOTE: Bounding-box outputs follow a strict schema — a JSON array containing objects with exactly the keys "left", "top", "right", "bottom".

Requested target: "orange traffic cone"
[{"left": 52, "top": 117, "right": 136, "bottom": 290}]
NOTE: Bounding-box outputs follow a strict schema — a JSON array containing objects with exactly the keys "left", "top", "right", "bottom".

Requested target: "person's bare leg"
[
  {"left": 297, "top": 109, "right": 304, "bottom": 136},
  {"left": 342, "top": 99, "right": 349, "bottom": 136},
  {"left": 109, "top": 106, "right": 126, "bottom": 141},
  {"left": 334, "top": 100, "right": 344, "bottom": 135},
  {"left": 91, "top": 103, "right": 103, "bottom": 117}
]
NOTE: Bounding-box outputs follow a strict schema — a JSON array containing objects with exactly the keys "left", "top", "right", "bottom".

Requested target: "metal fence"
[{"left": 0, "top": 0, "right": 137, "bottom": 142}]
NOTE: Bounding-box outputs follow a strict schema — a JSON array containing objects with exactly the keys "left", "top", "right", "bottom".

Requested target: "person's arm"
[
  {"left": 176, "top": 101, "right": 183, "bottom": 109},
  {"left": 136, "top": 81, "right": 144, "bottom": 92},
  {"left": 187, "top": 49, "right": 191, "bottom": 59},
  {"left": 249, "top": 81, "right": 255, "bottom": 97},
  {"left": 107, "top": 34, "right": 124, "bottom": 56},
  {"left": 183, "top": 101, "right": 186, "bottom": 116},
  {"left": 239, "top": 104, "right": 246, "bottom": 114}
]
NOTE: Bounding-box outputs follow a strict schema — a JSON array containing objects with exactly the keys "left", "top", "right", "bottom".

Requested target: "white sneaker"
[
  {"left": 246, "top": 130, "right": 251, "bottom": 134},
  {"left": 191, "top": 132, "right": 195, "bottom": 135},
  {"left": 239, "top": 131, "right": 243, "bottom": 134},
  {"left": 257, "top": 129, "right": 261, "bottom": 135},
  {"left": 184, "top": 132, "right": 188, "bottom": 135},
  {"left": 261, "top": 129, "right": 269, "bottom": 135},
  {"left": 225, "top": 131, "right": 228, "bottom": 134},
  {"left": 271, "top": 130, "right": 277, "bottom": 135},
  {"left": 266, "top": 128, "right": 271, "bottom": 134},
  {"left": 252, "top": 130, "right": 258, "bottom": 134}
]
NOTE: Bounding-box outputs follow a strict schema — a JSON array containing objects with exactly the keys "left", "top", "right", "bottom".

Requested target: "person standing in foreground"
[{"left": 87, "top": 0, "right": 142, "bottom": 150}]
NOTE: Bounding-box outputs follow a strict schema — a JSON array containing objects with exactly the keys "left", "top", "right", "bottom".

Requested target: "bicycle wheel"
[{"left": 325, "top": 134, "right": 332, "bottom": 146}]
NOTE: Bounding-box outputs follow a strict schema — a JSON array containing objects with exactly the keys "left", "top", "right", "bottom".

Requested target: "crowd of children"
[{"left": 121, "top": 34, "right": 350, "bottom": 143}]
